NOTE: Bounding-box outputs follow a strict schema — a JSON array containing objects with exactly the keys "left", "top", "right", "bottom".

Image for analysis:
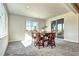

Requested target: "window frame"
[{"left": 0, "top": 4, "right": 8, "bottom": 38}]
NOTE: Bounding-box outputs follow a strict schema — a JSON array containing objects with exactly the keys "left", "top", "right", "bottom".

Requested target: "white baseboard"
[{"left": 64, "top": 39, "right": 79, "bottom": 43}]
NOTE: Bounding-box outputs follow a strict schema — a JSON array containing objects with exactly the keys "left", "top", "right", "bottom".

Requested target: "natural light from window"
[
  {"left": 21, "top": 33, "right": 32, "bottom": 47},
  {"left": 21, "top": 20, "right": 38, "bottom": 47},
  {"left": 0, "top": 4, "right": 8, "bottom": 38},
  {"left": 58, "top": 24, "right": 62, "bottom": 31},
  {"left": 26, "top": 21, "right": 38, "bottom": 31}
]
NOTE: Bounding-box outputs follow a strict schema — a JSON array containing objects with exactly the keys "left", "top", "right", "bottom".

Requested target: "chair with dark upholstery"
[
  {"left": 35, "top": 33, "right": 44, "bottom": 49},
  {"left": 32, "top": 32, "right": 37, "bottom": 46},
  {"left": 47, "top": 33, "right": 56, "bottom": 48},
  {"left": 32, "top": 33, "right": 44, "bottom": 49}
]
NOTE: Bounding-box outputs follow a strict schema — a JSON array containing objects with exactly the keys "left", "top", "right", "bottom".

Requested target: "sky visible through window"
[
  {"left": 26, "top": 21, "right": 38, "bottom": 31},
  {"left": 58, "top": 24, "right": 62, "bottom": 31}
]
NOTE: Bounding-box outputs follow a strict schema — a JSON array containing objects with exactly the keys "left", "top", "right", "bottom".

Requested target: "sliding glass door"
[{"left": 51, "top": 18, "right": 64, "bottom": 39}]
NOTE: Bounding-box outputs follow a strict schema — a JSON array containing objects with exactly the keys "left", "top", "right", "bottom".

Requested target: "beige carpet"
[{"left": 4, "top": 39, "right": 79, "bottom": 56}]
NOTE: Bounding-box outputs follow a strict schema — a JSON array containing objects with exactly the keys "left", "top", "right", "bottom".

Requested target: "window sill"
[{"left": 0, "top": 34, "right": 8, "bottom": 39}]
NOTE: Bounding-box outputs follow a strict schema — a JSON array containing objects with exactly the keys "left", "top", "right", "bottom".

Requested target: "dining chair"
[
  {"left": 35, "top": 33, "right": 44, "bottom": 49},
  {"left": 47, "top": 33, "right": 56, "bottom": 48}
]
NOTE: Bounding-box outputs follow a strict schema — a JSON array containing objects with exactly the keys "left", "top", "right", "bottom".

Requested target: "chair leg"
[
  {"left": 43, "top": 43, "right": 44, "bottom": 47},
  {"left": 54, "top": 44, "right": 56, "bottom": 47},
  {"left": 38, "top": 45, "right": 40, "bottom": 49},
  {"left": 51, "top": 45, "right": 53, "bottom": 48}
]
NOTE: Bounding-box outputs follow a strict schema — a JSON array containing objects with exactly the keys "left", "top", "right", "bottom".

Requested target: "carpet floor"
[{"left": 4, "top": 39, "right": 79, "bottom": 56}]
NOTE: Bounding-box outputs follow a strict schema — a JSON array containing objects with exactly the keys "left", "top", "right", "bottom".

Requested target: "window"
[
  {"left": 57, "top": 23, "right": 64, "bottom": 33},
  {"left": 51, "top": 18, "right": 64, "bottom": 39},
  {"left": 26, "top": 21, "right": 38, "bottom": 31},
  {"left": 0, "top": 4, "right": 8, "bottom": 38},
  {"left": 58, "top": 24, "right": 62, "bottom": 32}
]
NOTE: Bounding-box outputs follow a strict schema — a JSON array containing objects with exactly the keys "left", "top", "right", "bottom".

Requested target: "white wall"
[
  {"left": 9, "top": 14, "right": 26, "bottom": 42},
  {"left": 78, "top": 14, "right": 79, "bottom": 42},
  {"left": 0, "top": 36, "right": 8, "bottom": 55},
  {"left": 46, "top": 12, "right": 78, "bottom": 43},
  {"left": 0, "top": 4, "right": 8, "bottom": 56},
  {"left": 9, "top": 14, "right": 46, "bottom": 42}
]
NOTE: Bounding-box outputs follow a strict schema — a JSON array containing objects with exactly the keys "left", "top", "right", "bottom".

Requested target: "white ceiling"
[{"left": 6, "top": 3, "right": 69, "bottom": 19}]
